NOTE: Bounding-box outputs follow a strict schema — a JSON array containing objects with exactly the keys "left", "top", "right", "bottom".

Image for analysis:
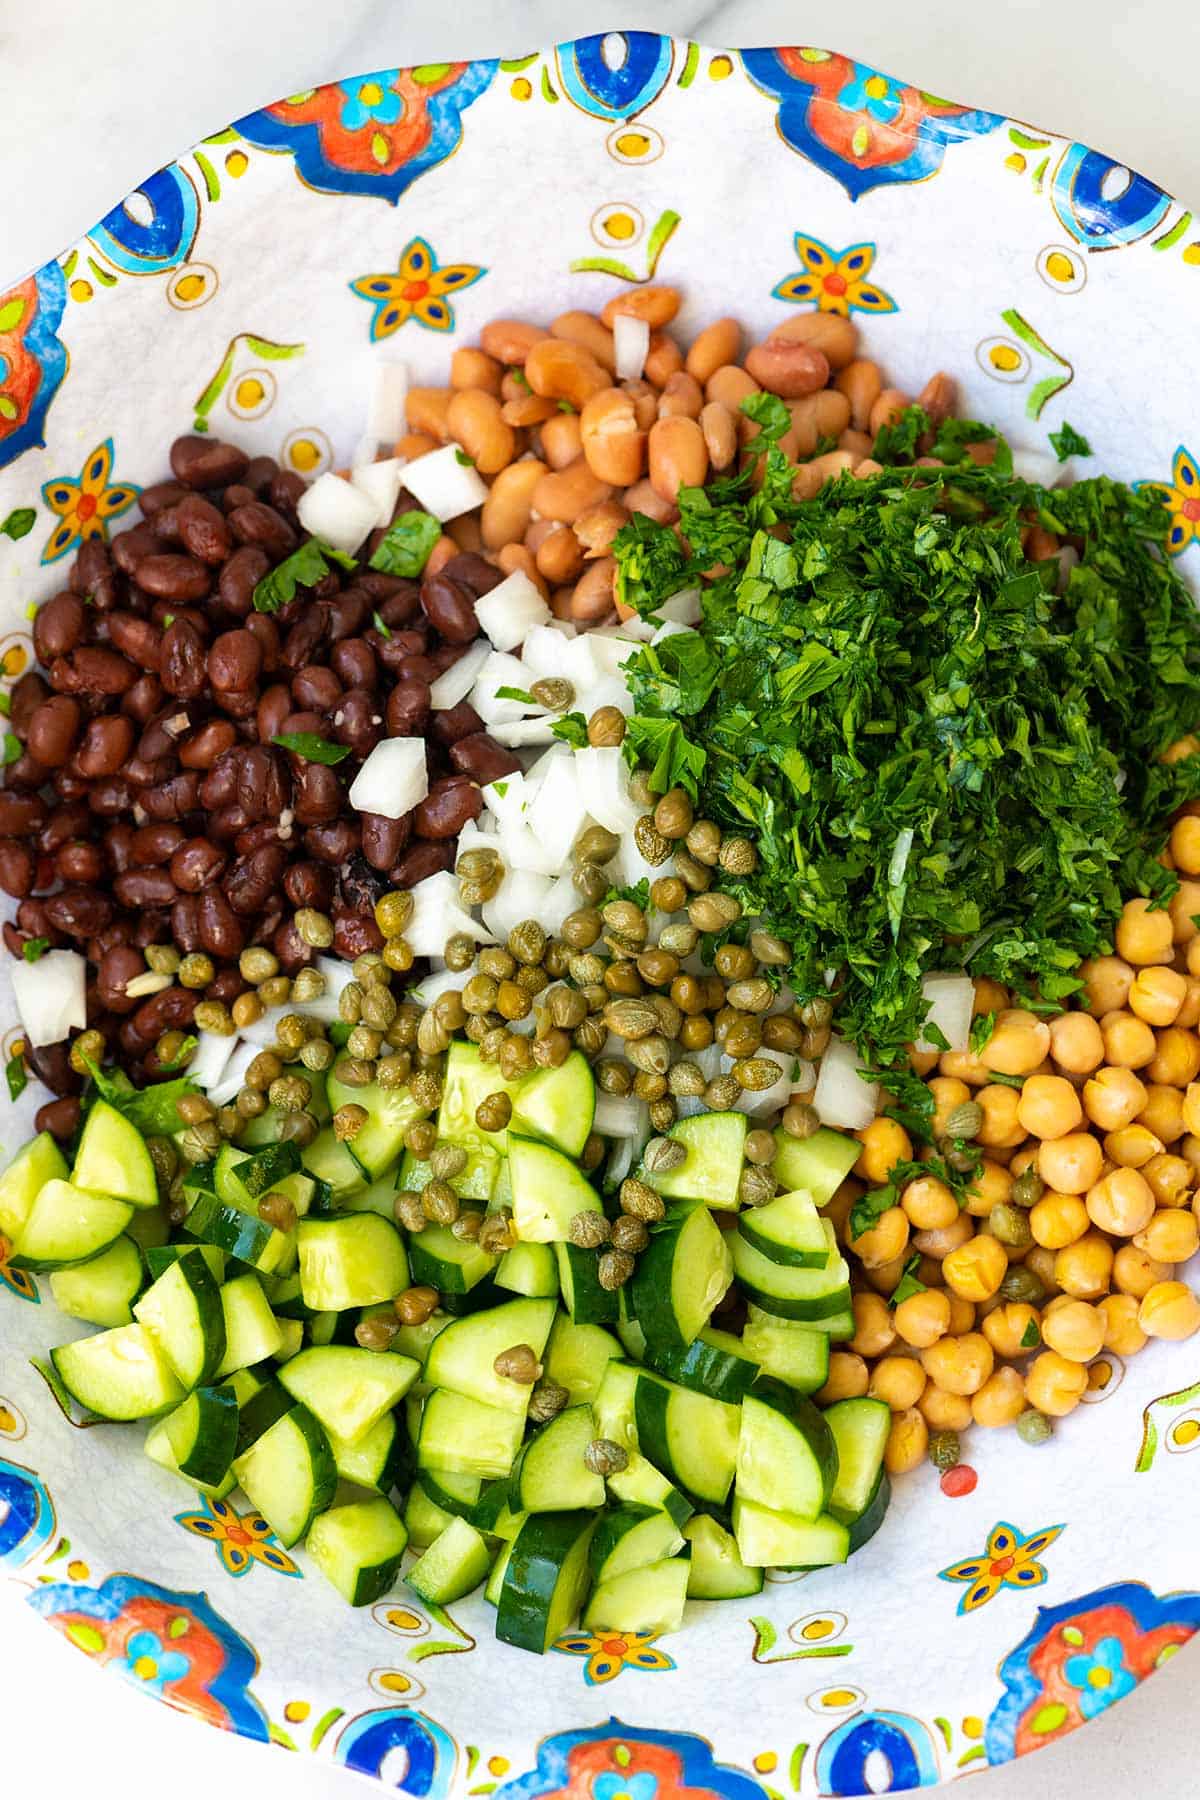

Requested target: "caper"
[
  {"left": 508, "top": 920, "right": 547, "bottom": 966},
  {"left": 562, "top": 909, "right": 602, "bottom": 950},
  {"left": 928, "top": 1429, "right": 961, "bottom": 1472},
  {"left": 498, "top": 1035, "right": 534, "bottom": 1080},
  {"left": 478, "top": 947, "right": 516, "bottom": 981},
  {"left": 239, "top": 946, "right": 279, "bottom": 985},
  {"left": 346, "top": 1024, "right": 383, "bottom": 1060},
  {"left": 531, "top": 675, "right": 574, "bottom": 712},
  {"left": 338, "top": 980, "right": 364, "bottom": 1024},
  {"left": 587, "top": 706, "right": 626, "bottom": 747},
  {"left": 684, "top": 819, "right": 722, "bottom": 865},
  {"left": 374, "top": 889, "right": 414, "bottom": 937},
  {"left": 650, "top": 876, "right": 688, "bottom": 914},
  {"left": 705, "top": 1074, "right": 742, "bottom": 1111},
  {"left": 658, "top": 921, "right": 698, "bottom": 956},
  {"left": 633, "top": 815, "right": 671, "bottom": 865},
  {"left": 294, "top": 907, "right": 334, "bottom": 949},
  {"left": 145, "top": 944, "right": 181, "bottom": 976},
  {"left": 417, "top": 1011, "right": 451, "bottom": 1056},
  {"left": 178, "top": 952, "right": 216, "bottom": 989},
  {"left": 444, "top": 933, "right": 477, "bottom": 973},
  {"left": 269, "top": 1074, "right": 312, "bottom": 1113},
  {"left": 597, "top": 1058, "right": 634, "bottom": 1096},
  {"left": 688, "top": 892, "right": 742, "bottom": 931},
  {"left": 1016, "top": 1409, "right": 1054, "bottom": 1447},
  {"left": 573, "top": 861, "right": 610, "bottom": 903},
  {"left": 643, "top": 1136, "right": 686, "bottom": 1175},
  {"left": 653, "top": 787, "right": 693, "bottom": 840},
  {"left": 475, "top": 1091, "right": 512, "bottom": 1133},
  {"left": 782, "top": 1099, "right": 821, "bottom": 1138},
  {"left": 532, "top": 1028, "right": 571, "bottom": 1069},
  {"left": 718, "top": 835, "right": 757, "bottom": 875},
  {"left": 299, "top": 1037, "right": 335, "bottom": 1073},
  {"left": 667, "top": 1060, "right": 706, "bottom": 1098},
  {"left": 574, "top": 825, "right": 619, "bottom": 866},
  {"left": 946, "top": 1101, "right": 985, "bottom": 1140},
  {"left": 1011, "top": 1168, "right": 1045, "bottom": 1209},
  {"left": 603, "top": 997, "right": 659, "bottom": 1039},
  {"left": 749, "top": 929, "right": 791, "bottom": 966},
  {"left": 457, "top": 846, "right": 501, "bottom": 882},
  {"left": 739, "top": 1165, "right": 778, "bottom": 1207},
  {"left": 598, "top": 1249, "right": 636, "bottom": 1290},
  {"left": 1000, "top": 1264, "right": 1047, "bottom": 1306},
  {"left": 574, "top": 1016, "right": 608, "bottom": 1058}
]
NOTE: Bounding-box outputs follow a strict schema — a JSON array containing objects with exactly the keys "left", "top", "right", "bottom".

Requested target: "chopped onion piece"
[
  {"left": 481, "top": 770, "right": 527, "bottom": 830},
  {"left": 614, "top": 313, "right": 651, "bottom": 381},
  {"left": 594, "top": 1091, "right": 648, "bottom": 1137},
  {"left": 650, "top": 620, "right": 694, "bottom": 646},
  {"left": 540, "top": 873, "right": 581, "bottom": 935},
  {"left": 1010, "top": 447, "right": 1063, "bottom": 488},
  {"left": 350, "top": 434, "right": 378, "bottom": 471},
  {"left": 401, "top": 444, "right": 488, "bottom": 521},
  {"left": 519, "top": 623, "right": 578, "bottom": 681},
  {"left": 499, "top": 821, "right": 561, "bottom": 876},
  {"left": 296, "top": 472, "right": 378, "bottom": 554},
  {"left": 10, "top": 949, "right": 86, "bottom": 1047},
  {"left": 430, "top": 639, "right": 491, "bottom": 710},
  {"left": 482, "top": 870, "right": 553, "bottom": 939},
  {"left": 657, "top": 587, "right": 702, "bottom": 626},
  {"left": 455, "top": 819, "right": 503, "bottom": 859},
  {"left": 410, "top": 966, "right": 472, "bottom": 1008},
  {"left": 407, "top": 871, "right": 495, "bottom": 957},
  {"left": 610, "top": 829, "right": 663, "bottom": 891},
  {"left": 187, "top": 1030, "right": 237, "bottom": 1094},
  {"left": 916, "top": 973, "right": 974, "bottom": 1054},
  {"left": 562, "top": 634, "right": 601, "bottom": 691},
  {"left": 348, "top": 738, "right": 428, "bottom": 820},
  {"left": 367, "top": 361, "right": 409, "bottom": 444},
  {"left": 523, "top": 743, "right": 569, "bottom": 799},
  {"left": 238, "top": 1005, "right": 289, "bottom": 1047},
  {"left": 475, "top": 570, "right": 551, "bottom": 652},
  {"left": 471, "top": 651, "right": 537, "bottom": 724},
  {"left": 813, "top": 1037, "right": 879, "bottom": 1131},
  {"left": 573, "top": 746, "right": 639, "bottom": 833},
  {"left": 492, "top": 718, "right": 557, "bottom": 748},
  {"left": 526, "top": 754, "right": 587, "bottom": 869},
  {"left": 305, "top": 956, "right": 361, "bottom": 1026},
  {"left": 586, "top": 630, "right": 642, "bottom": 676},
  {"left": 206, "top": 1040, "right": 261, "bottom": 1107},
  {"left": 576, "top": 673, "right": 635, "bottom": 719},
  {"left": 350, "top": 457, "right": 406, "bottom": 529}
]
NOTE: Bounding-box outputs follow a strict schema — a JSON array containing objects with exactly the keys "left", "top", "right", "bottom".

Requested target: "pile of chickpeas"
[{"left": 818, "top": 874, "right": 1200, "bottom": 1478}]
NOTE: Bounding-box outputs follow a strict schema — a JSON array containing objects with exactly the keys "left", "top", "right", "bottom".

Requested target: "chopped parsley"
[
  {"left": 369, "top": 509, "right": 441, "bottom": 578},
  {"left": 2, "top": 735, "right": 20, "bottom": 766},
  {"left": 21, "top": 938, "right": 50, "bottom": 963},
  {"left": 1021, "top": 1318, "right": 1041, "bottom": 1349},
  {"left": 1049, "top": 421, "right": 1092, "bottom": 462},
  {"left": 372, "top": 610, "right": 393, "bottom": 640},
  {"left": 550, "top": 712, "right": 590, "bottom": 748},
  {"left": 496, "top": 685, "right": 538, "bottom": 706},
  {"left": 604, "top": 878, "right": 651, "bottom": 910},
  {"left": 157, "top": 1034, "right": 197, "bottom": 1072},
  {"left": 253, "top": 538, "right": 357, "bottom": 613},
  {"left": 889, "top": 1254, "right": 927, "bottom": 1308},
  {"left": 969, "top": 1012, "right": 996, "bottom": 1057},
  {"left": 84, "top": 1059, "right": 199, "bottom": 1136},
  {"left": 271, "top": 732, "right": 352, "bottom": 765}
]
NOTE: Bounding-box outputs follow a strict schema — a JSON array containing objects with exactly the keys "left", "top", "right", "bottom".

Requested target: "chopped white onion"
[
  {"left": 206, "top": 1040, "right": 261, "bottom": 1107},
  {"left": 731, "top": 1047, "right": 795, "bottom": 1117},
  {"left": 10, "top": 949, "right": 86, "bottom": 1047},
  {"left": 186, "top": 1030, "right": 237, "bottom": 1094},
  {"left": 474, "top": 570, "right": 552, "bottom": 652},
  {"left": 612, "top": 612, "right": 656, "bottom": 642},
  {"left": 539, "top": 873, "right": 582, "bottom": 935},
  {"left": 693, "top": 1042, "right": 726, "bottom": 1083},
  {"left": 296, "top": 472, "right": 379, "bottom": 554},
  {"left": 455, "top": 819, "right": 503, "bottom": 858},
  {"left": 562, "top": 634, "right": 602, "bottom": 691},
  {"left": 916, "top": 973, "right": 975, "bottom": 1055},
  {"left": 613, "top": 313, "right": 651, "bottom": 382},
  {"left": 813, "top": 1037, "right": 880, "bottom": 1131},
  {"left": 594, "top": 1092, "right": 649, "bottom": 1137},
  {"left": 407, "top": 871, "right": 495, "bottom": 957},
  {"left": 1010, "top": 447, "right": 1064, "bottom": 488},
  {"left": 650, "top": 620, "right": 694, "bottom": 646},
  {"left": 430, "top": 639, "right": 491, "bottom": 711},
  {"left": 367, "top": 361, "right": 409, "bottom": 444},
  {"left": 610, "top": 829, "right": 664, "bottom": 891},
  {"left": 492, "top": 718, "right": 557, "bottom": 747},
  {"left": 499, "top": 821, "right": 561, "bottom": 876},
  {"left": 350, "top": 434, "right": 378, "bottom": 471},
  {"left": 525, "top": 755, "right": 587, "bottom": 869},
  {"left": 575, "top": 673, "right": 636, "bottom": 720},
  {"left": 520, "top": 624, "right": 578, "bottom": 681},
  {"left": 480, "top": 773, "right": 526, "bottom": 832},
  {"left": 471, "top": 651, "right": 538, "bottom": 724},
  {"left": 482, "top": 870, "right": 553, "bottom": 939},
  {"left": 657, "top": 587, "right": 702, "bottom": 626},
  {"left": 348, "top": 737, "right": 429, "bottom": 820},
  {"left": 585, "top": 630, "right": 642, "bottom": 676},
  {"left": 238, "top": 1005, "right": 289, "bottom": 1048},
  {"left": 523, "top": 743, "right": 570, "bottom": 800},
  {"left": 401, "top": 444, "right": 488, "bottom": 521},
  {"left": 350, "top": 457, "right": 406, "bottom": 529},
  {"left": 573, "top": 747, "right": 639, "bottom": 833},
  {"left": 410, "top": 966, "right": 473, "bottom": 1008}
]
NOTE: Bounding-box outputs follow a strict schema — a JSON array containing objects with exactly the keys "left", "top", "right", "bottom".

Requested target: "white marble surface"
[{"left": 3, "top": 3, "right": 1199, "bottom": 1796}]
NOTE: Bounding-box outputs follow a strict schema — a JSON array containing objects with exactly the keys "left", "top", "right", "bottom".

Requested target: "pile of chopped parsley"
[{"left": 613, "top": 399, "right": 1200, "bottom": 1071}]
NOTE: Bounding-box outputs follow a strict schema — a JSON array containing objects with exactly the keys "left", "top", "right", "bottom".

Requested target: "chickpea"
[
  {"left": 822, "top": 1184, "right": 856, "bottom": 1242},
  {"left": 1184, "top": 1083, "right": 1200, "bottom": 1138},
  {"left": 1054, "top": 1231, "right": 1114, "bottom": 1299},
  {"left": 848, "top": 1290, "right": 897, "bottom": 1359},
  {"left": 868, "top": 1354, "right": 927, "bottom": 1410},
  {"left": 884, "top": 1406, "right": 929, "bottom": 1475},
  {"left": 1101, "top": 1010, "right": 1157, "bottom": 1070},
  {"left": 1079, "top": 955, "right": 1134, "bottom": 1015},
  {"left": 1171, "top": 815, "right": 1200, "bottom": 875},
  {"left": 1139, "top": 1280, "right": 1200, "bottom": 1340},
  {"left": 963, "top": 1159, "right": 1013, "bottom": 1219},
  {"left": 980, "top": 1009, "right": 1052, "bottom": 1076},
  {"left": 920, "top": 1331, "right": 994, "bottom": 1396},
  {"left": 1024, "top": 1350, "right": 1088, "bottom": 1417},
  {"left": 1142, "top": 1152, "right": 1192, "bottom": 1207},
  {"left": 1087, "top": 1167, "right": 1156, "bottom": 1237},
  {"left": 938, "top": 1047, "right": 991, "bottom": 1086},
  {"left": 1178, "top": 981, "right": 1200, "bottom": 1031},
  {"left": 1170, "top": 879, "right": 1200, "bottom": 942},
  {"left": 1041, "top": 1297, "right": 1105, "bottom": 1363},
  {"left": 917, "top": 1385, "right": 971, "bottom": 1431},
  {"left": 1017, "top": 1074, "right": 1083, "bottom": 1140},
  {"left": 982, "top": 1301, "right": 1041, "bottom": 1359},
  {"left": 901, "top": 1175, "right": 960, "bottom": 1230},
  {"left": 1128, "top": 966, "right": 1188, "bottom": 1026},
  {"left": 942, "top": 1233, "right": 1008, "bottom": 1302},
  {"left": 893, "top": 1288, "right": 952, "bottom": 1348},
  {"left": 1083, "top": 1065, "right": 1147, "bottom": 1131},
  {"left": 865, "top": 1252, "right": 911, "bottom": 1298},
  {"left": 1134, "top": 1207, "right": 1200, "bottom": 1264},
  {"left": 977, "top": 1084, "right": 1026, "bottom": 1149},
  {"left": 1185, "top": 1136, "right": 1200, "bottom": 1183},
  {"left": 973, "top": 976, "right": 1010, "bottom": 1015},
  {"left": 1025, "top": 1245, "right": 1061, "bottom": 1296},
  {"left": 972, "top": 1366, "right": 1027, "bottom": 1427},
  {"left": 849, "top": 1204, "right": 909, "bottom": 1269},
  {"left": 1038, "top": 1131, "right": 1104, "bottom": 1195},
  {"left": 1115, "top": 898, "right": 1174, "bottom": 966},
  {"left": 1103, "top": 1123, "right": 1164, "bottom": 1168},
  {"left": 855, "top": 1116, "right": 913, "bottom": 1183},
  {"left": 928, "top": 1076, "right": 972, "bottom": 1134},
  {"left": 1048, "top": 1011, "right": 1105, "bottom": 1076},
  {"left": 946, "top": 1293, "right": 977, "bottom": 1335},
  {"left": 1148, "top": 1027, "right": 1200, "bottom": 1089},
  {"left": 1139, "top": 1084, "right": 1186, "bottom": 1145},
  {"left": 815, "top": 1351, "right": 870, "bottom": 1404},
  {"left": 1097, "top": 1292, "right": 1148, "bottom": 1355},
  {"left": 1030, "top": 1192, "right": 1090, "bottom": 1249},
  {"left": 913, "top": 1214, "right": 975, "bottom": 1259},
  {"left": 1113, "top": 1243, "right": 1172, "bottom": 1299}
]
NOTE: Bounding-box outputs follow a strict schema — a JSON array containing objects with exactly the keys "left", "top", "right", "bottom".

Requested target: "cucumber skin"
[
  {"left": 495, "top": 1511, "right": 596, "bottom": 1653},
  {"left": 644, "top": 1332, "right": 758, "bottom": 1403},
  {"left": 847, "top": 1469, "right": 892, "bottom": 1553}
]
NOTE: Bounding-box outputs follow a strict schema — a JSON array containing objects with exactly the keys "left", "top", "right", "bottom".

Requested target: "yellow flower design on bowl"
[
  {"left": 350, "top": 236, "right": 485, "bottom": 339},
  {"left": 1137, "top": 445, "right": 1200, "bottom": 556},
  {"left": 772, "top": 233, "right": 897, "bottom": 318},
  {"left": 40, "top": 438, "right": 139, "bottom": 565},
  {"left": 940, "top": 1521, "right": 1065, "bottom": 1615}
]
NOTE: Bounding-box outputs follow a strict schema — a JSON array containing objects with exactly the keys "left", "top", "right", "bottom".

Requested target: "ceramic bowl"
[{"left": 2, "top": 33, "right": 1199, "bottom": 1797}]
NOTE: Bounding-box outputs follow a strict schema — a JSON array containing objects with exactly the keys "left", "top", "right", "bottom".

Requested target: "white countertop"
[{"left": 3, "top": 3, "right": 1199, "bottom": 1796}]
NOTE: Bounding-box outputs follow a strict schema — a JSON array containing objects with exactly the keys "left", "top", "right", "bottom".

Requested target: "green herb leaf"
[
  {"left": 604, "top": 878, "right": 651, "bottom": 910},
  {"left": 22, "top": 937, "right": 50, "bottom": 963},
  {"left": 369, "top": 509, "right": 441, "bottom": 578},
  {"left": 1048, "top": 421, "right": 1092, "bottom": 462},
  {"left": 1, "top": 506, "right": 36, "bottom": 542},
  {"left": 969, "top": 1012, "right": 996, "bottom": 1057},
  {"left": 2, "top": 734, "right": 20, "bottom": 766},
  {"left": 372, "top": 610, "right": 393, "bottom": 640},
  {"left": 6, "top": 1048, "right": 27, "bottom": 1103},
  {"left": 740, "top": 392, "right": 792, "bottom": 445},
  {"left": 85, "top": 1058, "right": 199, "bottom": 1135},
  {"left": 623, "top": 716, "right": 707, "bottom": 799},
  {"left": 157, "top": 1034, "right": 198, "bottom": 1073},
  {"left": 508, "top": 367, "right": 532, "bottom": 393},
  {"left": 889, "top": 1254, "right": 927, "bottom": 1308},
  {"left": 1020, "top": 1318, "right": 1041, "bottom": 1349},
  {"left": 496, "top": 685, "right": 537, "bottom": 706},
  {"left": 454, "top": 449, "right": 474, "bottom": 467},
  {"left": 551, "top": 712, "right": 590, "bottom": 748},
  {"left": 252, "top": 539, "right": 355, "bottom": 613},
  {"left": 872, "top": 405, "right": 930, "bottom": 465},
  {"left": 271, "top": 732, "right": 352, "bottom": 765}
]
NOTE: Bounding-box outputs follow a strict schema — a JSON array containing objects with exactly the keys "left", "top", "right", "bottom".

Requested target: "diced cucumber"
[
  {"left": 297, "top": 1213, "right": 408, "bottom": 1310},
  {"left": 737, "top": 1382, "right": 838, "bottom": 1519},
  {"left": 308, "top": 1497, "right": 409, "bottom": 1604},
  {"left": 730, "top": 1225, "right": 851, "bottom": 1322},
  {"left": 308, "top": 1309, "right": 360, "bottom": 1347},
  {"left": 738, "top": 1188, "right": 830, "bottom": 1267},
  {"left": 144, "top": 1407, "right": 236, "bottom": 1500},
  {"left": 472, "top": 1478, "right": 512, "bottom": 1533},
  {"left": 509, "top": 1135, "right": 603, "bottom": 1243},
  {"left": 584, "top": 1555, "right": 690, "bottom": 1634},
  {"left": 593, "top": 1359, "right": 641, "bottom": 1452},
  {"left": 634, "top": 1372, "right": 740, "bottom": 1505},
  {"left": 544, "top": 1316, "right": 620, "bottom": 1405},
  {"left": 425, "top": 1298, "right": 556, "bottom": 1412},
  {"left": 147, "top": 1385, "right": 238, "bottom": 1488},
  {"left": 232, "top": 1403, "right": 337, "bottom": 1546},
  {"left": 848, "top": 1469, "right": 892, "bottom": 1554},
  {"left": 607, "top": 1450, "right": 693, "bottom": 1528},
  {"left": 146, "top": 1243, "right": 227, "bottom": 1284},
  {"left": 419, "top": 1466, "right": 484, "bottom": 1519},
  {"left": 328, "top": 1411, "right": 412, "bottom": 1494},
  {"left": 51, "top": 1322, "right": 185, "bottom": 1420},
  {"left": 268, "top": 1269, "right": 311, "bottom": 1318},
  {"left": 630, "top": 1200, "right": 732, "bottom": 1350},
  {"left": 771, "top": 1126, "right": 860, "bottom": 1206},
  {"left": 339, "top": 1174, "right": 405, "bottom": 1218},
  {"left": 510, "top": 1404, "right": 605, "bottom": 1511},
  {"left": 326, "top": 1071, "right": 426, "bottom": 1177},
  {"left": 392, "top": 1312, "right": 451, "bottom": 1366},
  {"left": 486, "top": 1537, "right": 514, "bottom": 1604},
  {"left": 509, "top": 1051, "right": 595, "bottom": 1158},
  {"left": 418, "top": 1390, "right": 525, "bottom": 1478},
  {"left": 122, "top": 1201, "right": 171, "bottom": 1251},
  {"left": 644, "top": 1326, "right": 758, "bottom": 1402},
  {"left": 134, "top": 1251, "right": 227, "bottom": 1388},
  {"left": 590, "top": 1505, "right": 685, "bottom": 1583},
  {"left": 232, "top": 1376, "right": 294, "bottom": 1457},
  {"left": 279, "top": 1345, "right": 419, "bottom": 1444},
  {"left": 216, "top": 1272, "right": 284, "bottom": 1376},
  {"left": 0, "top": 1132, "right": 67, "bottom": 1239},
  {"left": 641, "top": 1111, "right": 747, "bottom": 1210},
  {"left": 185, "top": 1192, "right": 295, "bottom": 1275},
  {"left": 496, "top": 1240, "right": 558, "bottom": 1297},
  {"left": 683, "top": 1515, "right": 763, "bottom": 1599},
  {"left": 301, "top": 1128, "right": 366, "bottom": 1200},
  {"left": 555, "top": 1240, "right": 618, "bottom": 1324},
  {"left": 400, "top": 1144, "right": 501, "bottom": 1202},
  {"left": 11, "top": 1179, "right": 133, "bottom": 1271},
  {"left": 406, "top": 1482, "right": 457, "bottom": 1549},
  {"left": 272, "top": 1317, "right": 304, "bottom": 1361},
  {"left": 214, "top": 1142, "right": 316, "bottom": 1219},
  {"left": 49, "top": 1235, "right": 144, "bottom": 1326},
  {"left": 732, "top": 1496, "right": 850, "bottom": 1569},
  {"left": 496, "top": 1511, "right": 596, "bottom": 1653},
  {"left": 407, "top": 1223, "right": 495, "bottom": 1295},
  {"left": 240, "top": 1073, "right": 330, "bottom": 1143},
  {"left": 437, "top": 1042, "right": 525, "bottom": 1155},
  {"left": 71, "top": 1100, "right": 158, "bottom": 1209},
  {"left": 824, "top": 1396, "right": 891, "bottom": 1525},
  {"left": 743, "top": 1311, "right": 831, "bottom": 1393},
  {"left": 616, "top": 1290, "right": 647, "bottom": 1362},
  {"left": 407, "top": 1515, "right": 491, "bottom": 1604}
]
